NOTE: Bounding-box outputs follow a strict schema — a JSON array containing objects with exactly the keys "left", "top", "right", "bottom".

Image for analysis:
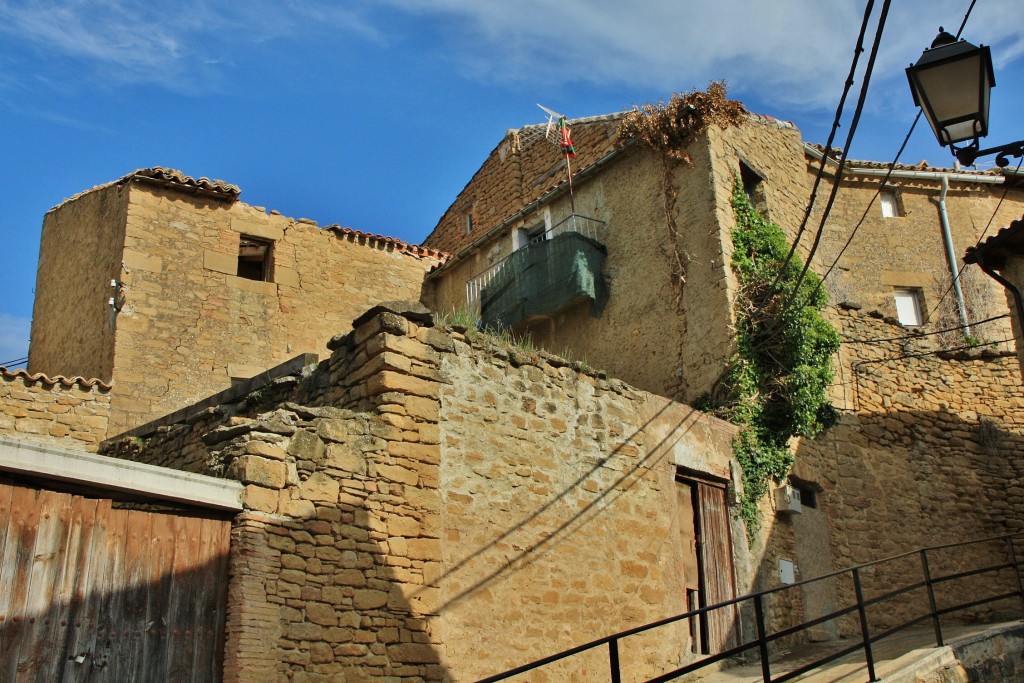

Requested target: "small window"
[
  {"left": 894, "top": 288, "right": 924, "bottom": 326},
  {"left": 526, "top": 223, "right": 548, "bottom": 243},
  {"left": 464, "top": 212, "right": 474, "bottom": 235},
  {"left": 237, "top": 236, "right": 273, "bottom": 282},
  {"left": 880, "top": 190, "right": 900, "bottom": 218},
  {"left": 740, "top": 161, "right": 767, "bottom": 212}
]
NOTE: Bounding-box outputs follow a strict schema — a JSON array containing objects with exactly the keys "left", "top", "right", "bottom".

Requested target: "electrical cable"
[
  {"left": 771, "top": 0, "right": 878, "bottom": 290},
  {"left": 854, "top": 337, "right": 1012, "bottom": 367},
  {"left": 780, "top": 0, "right": 893, "bottom": 316},
  {"left": 842, "top": 313, "right": 1008, "bottom": 344}
]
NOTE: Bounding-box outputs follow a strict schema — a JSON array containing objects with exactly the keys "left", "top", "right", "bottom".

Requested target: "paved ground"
[{"left": 691, "top": 620, "right": 1021, "bottom": 683}]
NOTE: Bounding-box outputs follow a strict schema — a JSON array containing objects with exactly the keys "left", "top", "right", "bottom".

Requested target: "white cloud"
[
  {"left": 0, "top": 0, "right": 1020, "bottom": 110},
  {"left": 379, "top": 0, "right": 1024, "bottom": 110},
  {"left": 0, "top": 314, "right": 30, "bottom": 367},
  {"left": 0, "top": 1, "right": 380, "bottom": 92}
]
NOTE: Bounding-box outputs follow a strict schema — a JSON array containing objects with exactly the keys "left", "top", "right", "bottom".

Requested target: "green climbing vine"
[{"left": 703, "top": 183, "right": 841, "bottom": 537}]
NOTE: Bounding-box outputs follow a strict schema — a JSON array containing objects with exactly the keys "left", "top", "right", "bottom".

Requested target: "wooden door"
[
  {"left": 0, "top": 481, "right": 230, "bottom": 682},
  {"left": 695, "top": 481, "right": 739, "bottom": 653},
  {"left": 677, "top": 474, "right": 739, "bottom": 655}
]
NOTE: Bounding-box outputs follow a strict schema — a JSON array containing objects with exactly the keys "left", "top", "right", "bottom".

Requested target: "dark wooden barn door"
[
  {"left": 677, "top": 473, "right": 739, "bottom": 655},
  {"left": 0, "top": 481, "right": 231, "bottom": 682},
  {"left": 695, "top": 481, "right": 739, "bottom": 653}
]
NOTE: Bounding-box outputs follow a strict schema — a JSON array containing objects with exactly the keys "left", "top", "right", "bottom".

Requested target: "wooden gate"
[{"left": 0, "top": 481, "right": 231, "bottom": 682}]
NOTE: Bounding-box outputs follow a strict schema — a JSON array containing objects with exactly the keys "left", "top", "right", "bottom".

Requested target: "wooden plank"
[
  {"left": 140, "top": 509, "right": 176, "bottom": 680},
  {"left": 0, "top": 483, "right": 36, "bottom": 682},
  {"left": 697, "top": 482, "right": 739, "bottom": 653},
  {"left": 93, "top": 500, "right": 129, "bottom": 682},
  {"left": 14, "top": 488, "right": 67, "bottom": 679},
  {"left": 165, "top": 513, "right": 202, "bottom": 682},
  {"left": 118, "top": 508, "right": 155, "bottom": 682},
  {"left": 191, "top": 515, "right": 231, "bottom": 683},
  {"left": 60, "top": 496, "right": 109, "bottom": 682},
  {"left": 38, "top": 492, "right": 90, "bottom": 681},
  {"left": 55, "top": 495, "right": 100, "bottom": 681}
]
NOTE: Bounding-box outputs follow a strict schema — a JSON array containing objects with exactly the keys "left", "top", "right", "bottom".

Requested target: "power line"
[
  {"left": 842, "top": 314, "right": 1009, "bottom": 344},
  {"left": 853, "top": 337, "right": 1012, "bottom": 367},
  {"left": 772, "top": 0, "right": 879, "bottom": 290},
  {"left": 779, "top": 0, "right": 893, "bottom": 317}
]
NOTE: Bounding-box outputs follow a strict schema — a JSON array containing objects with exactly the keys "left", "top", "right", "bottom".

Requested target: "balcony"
[{"left": 465, "top": 214, "right": 609, "bottom": 329}]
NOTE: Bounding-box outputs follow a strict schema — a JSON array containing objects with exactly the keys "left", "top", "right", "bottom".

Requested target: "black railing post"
[
  {"left": 920, "top": 549, "right": 944, "bottom": 647},
  {"left": 852, "top": 568, "right": 878, "bottom": 682},
  {"left": 608, "top": 637, "right": 621, "bottom": 683},
  {"left": 1004, "top": 535, "right": 1024, "bottom": 616},
  {"left": 754, "top": 594, "right": 772, "bottom": 683}
]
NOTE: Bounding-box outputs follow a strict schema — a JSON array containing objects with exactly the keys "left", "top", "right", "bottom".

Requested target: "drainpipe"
[{"left": 934, "top": 175, "right": 971, "bottom": 336}]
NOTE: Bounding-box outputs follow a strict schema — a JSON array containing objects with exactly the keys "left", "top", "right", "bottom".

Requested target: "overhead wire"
[
  {"left": 853, "top": 337, "right": 1012, "bottom": 367},
  {"left": 842, "top": 313, "right": 1009, "bottom": 344},
  {"left": 771, "top": 0, "right": 879, "bottom": 290},
  {"left": 779, "top": 0, "right": 893, "bottom": 316}
]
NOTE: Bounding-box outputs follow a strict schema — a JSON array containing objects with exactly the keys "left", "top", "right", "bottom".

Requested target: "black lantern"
[
  {"left": 906, "top": 28, "right": 995, "bottom": 150},
  {"left": 907, "top": 28, "right": 1024, "bottom": 167}
]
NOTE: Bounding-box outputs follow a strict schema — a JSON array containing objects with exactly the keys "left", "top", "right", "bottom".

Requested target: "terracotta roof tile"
[
  {"left": 325, "top": 225, "right": 449, "bottom": 260},
  {"left": 121, "top": 167, "right": 241, "bottom": 199},
  {"left": 804, "top": 143, "right": 1007, "bottom": 176},
  {"left": 964, "top": 214, "right": 1024, "bottom": 266},
  {"left": 0, "top": 367, "right": 112, "bottom": 391}
]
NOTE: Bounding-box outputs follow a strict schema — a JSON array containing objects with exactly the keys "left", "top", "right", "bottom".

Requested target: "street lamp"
[{"left": 906, "top": 28, "right": 1023, "bottom": 167}]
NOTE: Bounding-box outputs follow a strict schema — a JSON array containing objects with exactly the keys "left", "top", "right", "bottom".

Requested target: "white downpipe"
[{"left": 936, "top": 175, "right": 971, "bottom": 336}]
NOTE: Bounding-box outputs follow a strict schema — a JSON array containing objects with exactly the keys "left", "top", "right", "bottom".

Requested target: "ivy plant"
[{"left": 705, "top": 182, "right": 841, "bottom": 537}]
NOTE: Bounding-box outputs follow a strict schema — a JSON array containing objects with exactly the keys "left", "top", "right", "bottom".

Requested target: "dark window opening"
[
  {"left": 237, "top": 236, "right": 273, "bottom": 282},
  {"left": 789, "top": 479, "right": 818, "bottom": 509},
  {"left": 526, "top": 223, "right": 548, "bottom": 244},
  {"left": 740, "top": 161, "right": 767, "bottom": 212}
]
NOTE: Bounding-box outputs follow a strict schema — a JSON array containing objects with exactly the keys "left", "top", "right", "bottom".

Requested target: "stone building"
[
  {"left": 4, "top": 93, "right": 1024, "bottom": 681},
  {"left": 27, "top": 167, "right": 445, "bottom": 435}
]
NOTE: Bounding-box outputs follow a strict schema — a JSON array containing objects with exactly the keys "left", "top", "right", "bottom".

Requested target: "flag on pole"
[{"left": 558, "top": 117, "right": 576, "bottom": 157}]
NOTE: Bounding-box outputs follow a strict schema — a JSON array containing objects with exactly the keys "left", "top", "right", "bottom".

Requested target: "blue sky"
[{"left": 1, "top": 1, "right": 1022, "bottom": 367}]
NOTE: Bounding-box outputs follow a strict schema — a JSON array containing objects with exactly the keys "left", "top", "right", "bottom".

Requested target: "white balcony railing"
[{"left": 464, "top": 213, "right": 607, "bottom": 317}]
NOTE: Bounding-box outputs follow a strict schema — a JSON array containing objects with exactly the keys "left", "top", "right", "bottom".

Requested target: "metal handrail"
[
  {"left": 476, "top": 532, "right": 1024, "bottom": 683},
  {"left": 463, "top": 214, "right": 607, "bottom": 316}
]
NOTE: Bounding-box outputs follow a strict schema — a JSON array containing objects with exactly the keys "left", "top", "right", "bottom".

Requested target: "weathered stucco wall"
[
  {"left": 0, "top": 369, "right": 111, "bottom": 451},
  {"left": 29, "top": 182, "right": 128, "bottom": 381},
  {"left": 105, "top": 303, "right": 753, "bottom": 682},
  {"left": 425, "top": 132, "right": 736, "bottom": 405}
]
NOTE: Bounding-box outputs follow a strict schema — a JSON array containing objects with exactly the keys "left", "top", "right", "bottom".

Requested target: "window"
[
  {"left": 464, "top": 212, "right": 474, "bottom": 235},
  {"left": 514, "top": 222, "right": 548, "bottom": 251},
  {"left": 894, "top": 288, "right": 924, "bottom": 326},
  {"left": 880, "top": 190, "right": 900, "bottom": 218},
  {"left": 237, "top": 236, "right": 273, "bottom": 282},
  {"left": 739, "top": 160, "right": 767, "bottom": 212}
]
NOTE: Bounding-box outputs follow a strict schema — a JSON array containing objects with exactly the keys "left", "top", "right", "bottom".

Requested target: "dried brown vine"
[{"left": 617, "top": 83, "right": 747, "bottom": 305}]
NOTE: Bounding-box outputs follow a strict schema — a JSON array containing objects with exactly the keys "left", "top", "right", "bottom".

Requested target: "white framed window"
[
  {"left": 893, "top": 288, "right": 924, "bottom": 326},
  {"left": 880, "top": 190, "right": 899, "bottom": 218}
]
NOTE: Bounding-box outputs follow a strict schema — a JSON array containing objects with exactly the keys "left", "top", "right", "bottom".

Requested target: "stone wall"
[
  {"left": 106, "top": 303, "right": 753, "bottom": 682},
  {"left": 783, "top": 307, "right": 1024, "bottom": 635},
  {"left": 30, "top": 174, "right": 445, "bottom": 436},
  {"left": 0, "top": 368, "right": 111, "bottom": 450},
  {"left": 29, "top": 181, "right": 128, "bottom": 381}
]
